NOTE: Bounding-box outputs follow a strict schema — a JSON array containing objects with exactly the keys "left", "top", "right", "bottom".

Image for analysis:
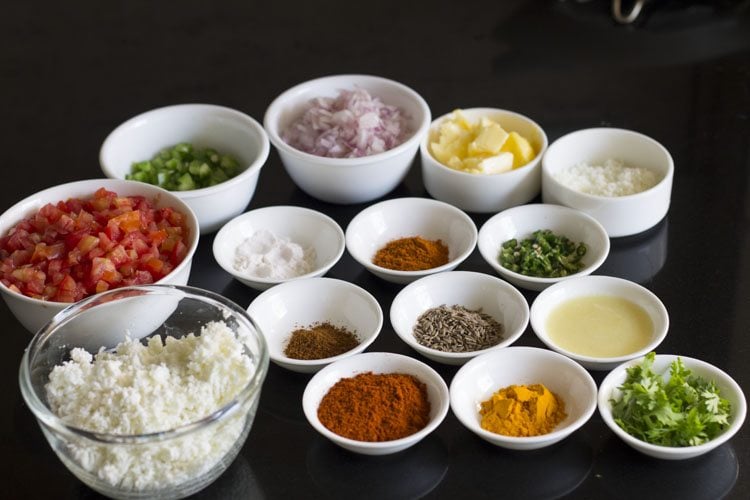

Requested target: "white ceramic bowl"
[
  {"left": 213, "top": 206, "right": 345, "bottom": 291},
  {"left": 247, "top": 277, "right": 382, "bottom": 373},
  {"left": 598, "top": 354, "right": 747, "bottom": 460},
  {"left": 450, "top": 346, "right": 597, "bottom": 450},
  {"left": 542, "top": 127, "right": 674, "bottom": 237},
  {"left": 100, "top": 104, "right": 270, "bottom": 234},
  {"left": 530, "top": 275, "right": 669, "bottom": 370},
  {"left": 345, "top": 197, "right": 477, "bottom": 284},
  {"left": 263, "top": 74, "right": 431, "bottom": 204},
  {"left": 302, "top": 352, "right": 450, "bottom": 455},
  {"left": 420, "top": 108, "right": 548, "bottom": 213},
  {"left": 0, "top": 179, "right": 199, "bottom": 333},
  {"left": 477, "top": 203, "right": 610, "bottom": 291},
  {"left": 390, "top": 271, "right": 529, "bottom": 365},
  {"left": 19, "top": 285, "right": 269, "bottom": 499}
]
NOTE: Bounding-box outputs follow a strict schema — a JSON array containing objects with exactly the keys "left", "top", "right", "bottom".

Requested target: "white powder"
[
  {"left": 233, "top": 229, "right": 316, "bottom": 280},
  {"left": 45, "top": 321, "right": 255, "bottom": 491},
  {"left": 554, "top": 159, "right": 660, "bottom": 197}
]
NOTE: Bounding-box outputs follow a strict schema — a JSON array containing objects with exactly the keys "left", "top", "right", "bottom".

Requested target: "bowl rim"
[
  {"left": 0, "top": 179, "right": 200, "bottom": 309},
  {"left": 541, "top": 126, "right": 675, "bottom": 201},
  {"left": 246, "top": 277, "right": 384, "bottom": 368},
  {"left": 389, "top": 270, "right": 530, "bottom": 361},
  {"left": 18, "top": 284, "right": 269, "bottom": 444},
  {"left": 477, "top": 203, "right": 611, "bottom": 286},
  {"left": 449, "top": 346, "right": 598, "bottom": 443},
  {"left": 529, "top": 275, "right": 670, "bottom": 365},
  {"left": 263, "top": 74, "right": 431, "bottom": 166},
  {"left": 344, "top": 196, "right": 478, "bottom": 276},
  {"left": 302, "top": 351, "right": 450, "bottom": 448},
  {"left": 419, "top": 107, "right": 549, "bottom": 179},
  {"left": 99, "top": 103, "right": 271, "bottom": 198},
  {"left": 212, "top": 205, "right": 346, "bottom": 286},
  {"left": 597, "top": 353, "right": 748, "bottom": 454}
]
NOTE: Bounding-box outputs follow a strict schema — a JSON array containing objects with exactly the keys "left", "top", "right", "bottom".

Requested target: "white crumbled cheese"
[
  {"left": 232, "top": 229, "right": 316, "bottom": 280},
  {"left": 45, "top": 321, "right": 255, "bottom": 491},
  {"left": 554, "top": 159, "right": 660, "bottom": 197}
]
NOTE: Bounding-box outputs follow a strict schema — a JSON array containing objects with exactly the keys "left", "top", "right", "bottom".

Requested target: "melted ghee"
[{"left": 546, "top": 295, "right": 653, "bottom": 358}]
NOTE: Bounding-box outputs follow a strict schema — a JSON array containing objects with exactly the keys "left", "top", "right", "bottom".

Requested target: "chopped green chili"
[
  {"left": 498, "top": 229, "right": 587, "bottom": 278},
  {"left": 126, "top": 142, "right": 242, "bottom": 191}
]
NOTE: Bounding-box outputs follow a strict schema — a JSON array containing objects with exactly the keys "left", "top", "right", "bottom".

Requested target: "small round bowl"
[
  {"left": 19, "top": 285, "right": 269, "bottom": 499},
  {"left": 100, "top": 104, "right": 270, "bottom": 234},
  {"left": 213, "top": 206, "right": 345, "bottom": 291},
  {"left": 530, "top": 275, "right": 669, "bottom": 370},
  {"left": 598, "top": 354, "right": 747, "bottom": 460},
  {"left": 450, "top": 346, "right": 597, "bottom": 450},
  {"left": 263, "top": 74, "right": 431, "bottom": 204},
  {"left": 0, "top": 179, "right": 199, "bottom": 333},
  {"left": 390, "top": 271, "right": 529, "bottom": 365},
  {"left": 477, "top": 203, "right": 610, "bottom": 292},
  {"left": 345, "top": 197, "right": 477, "bottom": 285},
  {"left": 247, "top": 277, "right": 383, "bottom": 373},
  {"left": 302, "top": 352, "right": 450, "bottom": 455},
  {"left": 542, "top": 127, "right": 674, "bottom": 237},
  {"left": 420, "top": 108, "right": 548, "bottom": 213}
]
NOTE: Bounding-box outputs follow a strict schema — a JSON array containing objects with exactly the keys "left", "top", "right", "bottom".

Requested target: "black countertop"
[{"left": 2, "top": 1, "right": 749, "bottom": 498}]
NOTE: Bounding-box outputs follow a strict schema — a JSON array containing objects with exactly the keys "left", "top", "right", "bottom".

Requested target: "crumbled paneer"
[{"left": 45, "top": 321, "right": 255, "bottom": 490}]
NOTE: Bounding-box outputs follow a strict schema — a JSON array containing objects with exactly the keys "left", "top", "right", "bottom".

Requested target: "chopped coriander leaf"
[
  {"left": 126, "top": 142, "right": 242, "bottom": 191},
  {"left": 498, "top": 229, "right": 587, "bottom": 278},
  {"left": 610, "top": 352, "right": 732, "bottom": 447}
]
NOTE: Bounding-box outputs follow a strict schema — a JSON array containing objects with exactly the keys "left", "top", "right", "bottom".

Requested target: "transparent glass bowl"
[{"left": 19, "top": 285, "right": 269, "bottom": 499}]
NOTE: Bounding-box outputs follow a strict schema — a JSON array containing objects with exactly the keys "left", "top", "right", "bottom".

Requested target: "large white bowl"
[
  {"left": 345, "top": 197, "right": 477, "bottom": 284},
  {"left": 450, "top": 346, "right": 597, "bottom": 450},
  {"left": 477, "top": 203, "right": 610, "bottom": 291},
  {"left": 542, "top": 127, "right": 674, "bottom": 237},
  {"left": 302, "top": 352, "right": 450, "bottom": 455},
  {"left": 247, "top": 277, "right": 383, "bottom": 373},
  {"left": 100, "top": 104, "right": 270, "bottom": 234},
  {"left": 420, "top": 108, "right": 548, "bottom": 213},
  {"left": 213, "top": 206, "right": 345, "bottom": 291},
  {"left": 390, "top": 271, "right": 529, "bottom": 365},
  {"left": 263, "top": 74, "right": 431, "bottom": 204},
  {"left": 598, "top": 354, "right": 747, "bottom": 460},
  {"left": 0, "top": 179, "right": 199, "bottom": 333},
  {"left": 530, "top": 275, "right": 669, "bottom": 370}
]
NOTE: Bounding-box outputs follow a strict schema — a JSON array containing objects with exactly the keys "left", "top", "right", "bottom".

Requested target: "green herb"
[
  {"left": 498, "top": 229, "right": 587, "bottom": 278},
  {"left": 126, "top": 142, "right": 241, "bottom": 191},
  {"left": 610, "top": 352, "right": 732, "bottom": 447}
]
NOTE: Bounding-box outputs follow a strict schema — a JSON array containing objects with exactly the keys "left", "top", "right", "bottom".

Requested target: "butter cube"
[
  {"left": 478, "top": 152, "right": 514, "bottom": 174},
  {"left": 468, "top": 121, "right": 508, "bottom": 156},
  {"left": 500, "top": 132, "right": 536, "bottom": 168}
]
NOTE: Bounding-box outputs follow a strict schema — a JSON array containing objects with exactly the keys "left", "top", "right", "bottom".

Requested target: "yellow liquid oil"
[{"left": 546, "top": 295, "right": 653, "bottom": 358}]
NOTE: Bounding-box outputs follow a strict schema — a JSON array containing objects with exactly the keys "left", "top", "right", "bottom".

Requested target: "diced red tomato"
[{"left": 0, "top": 189, "right": 190, "bottom": 302}]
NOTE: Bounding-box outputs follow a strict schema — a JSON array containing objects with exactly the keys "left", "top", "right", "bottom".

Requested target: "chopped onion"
[{"left": 282, "top": 88, "right": 411, "bottom": 158}]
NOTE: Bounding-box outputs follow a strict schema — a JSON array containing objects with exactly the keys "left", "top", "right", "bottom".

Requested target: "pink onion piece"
[{"left": 281, "top": 87, "right": 412, "bottom": 158}]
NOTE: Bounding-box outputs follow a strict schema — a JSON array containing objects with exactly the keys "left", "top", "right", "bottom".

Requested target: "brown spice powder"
[
  {"left": 372, "top": 236, "right": 450, "bottom": 271},
  {"left": 284, "top": 322, "right": 360, "bottom": 360}
]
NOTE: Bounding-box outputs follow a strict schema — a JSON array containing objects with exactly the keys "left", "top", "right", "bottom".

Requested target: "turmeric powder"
[{"left": 479, "top": 383, "right": 566, "bottom": 437}]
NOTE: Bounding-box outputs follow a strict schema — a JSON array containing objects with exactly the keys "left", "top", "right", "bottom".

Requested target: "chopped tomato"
[{"left": 0, "top": 189, "right": 190, "bottom": 302}]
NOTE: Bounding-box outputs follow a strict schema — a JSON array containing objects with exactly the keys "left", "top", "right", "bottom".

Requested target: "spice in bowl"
[
  {"left": 233, "top": 229, "right": 316, "bottom": 280},
  {"left": 317, "top": 372, "right": 431, "bottom": 441},
  {"left": 413, "top": 304, "right": 504, "bottom": 353},
  {"left": 282, "top": 88, "right": 411, "bottom": 158},
  {"left": 499, "top": 229, "right": 587, "bottom": 278},
  {"left": 127, "top": 142, "right": 242, "bottom": 191},
  {"left": 372, "top": 236, "right": 449, "bottom": 271},
  {"left": 480, "top": 383, "right": 567, "bottom": 437},
  {"left": 430, "top": 109, "right": 537, "bottom": 174},
  {"left": 553, "top": 158, "right": 659, "bottom": 197},
  {"left": 284, "top": 322, "right": 360, "bottom": 360}
]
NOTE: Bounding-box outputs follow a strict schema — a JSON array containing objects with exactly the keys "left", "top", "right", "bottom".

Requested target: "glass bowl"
[{"left": 19, "top": 285, "right": 269, "bottom": 499}]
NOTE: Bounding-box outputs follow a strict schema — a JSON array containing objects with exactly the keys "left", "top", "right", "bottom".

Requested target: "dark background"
[{"left": 2, "top": 0, "right": 749, "bottom": 498}]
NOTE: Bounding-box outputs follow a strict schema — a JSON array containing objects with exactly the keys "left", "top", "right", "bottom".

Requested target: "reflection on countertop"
[{"left": 598, "top": 217, "right": 668, "bottom": 285}]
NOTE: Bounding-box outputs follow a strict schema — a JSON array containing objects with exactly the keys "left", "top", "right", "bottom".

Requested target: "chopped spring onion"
[{"left": 499, "top": 229, "right": 587, "bottom": 278}]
